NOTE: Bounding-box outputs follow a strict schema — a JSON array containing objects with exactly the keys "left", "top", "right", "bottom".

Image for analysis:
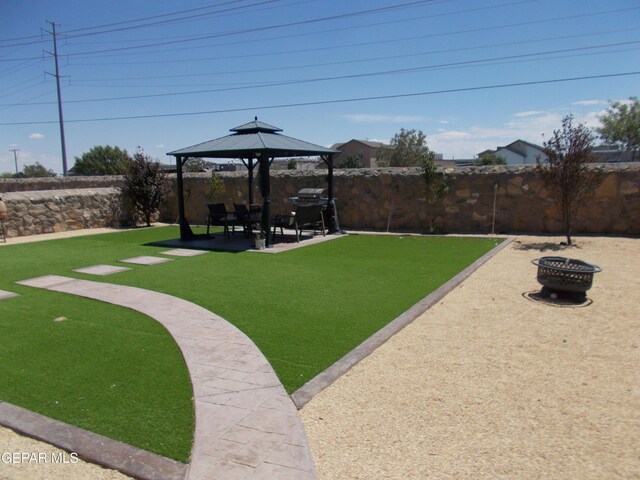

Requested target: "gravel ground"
[{"left": 301, "top": 235, "right": 640, "bottom": 479}]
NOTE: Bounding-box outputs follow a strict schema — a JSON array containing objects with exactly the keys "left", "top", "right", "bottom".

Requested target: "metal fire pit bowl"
[{"left": 531, "top": 256, "right": 602, "bottom": 294}]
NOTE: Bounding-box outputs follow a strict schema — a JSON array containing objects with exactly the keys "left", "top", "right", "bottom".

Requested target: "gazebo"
[{"left": 167, "top": 118, "right": 340, "bottom": 247}]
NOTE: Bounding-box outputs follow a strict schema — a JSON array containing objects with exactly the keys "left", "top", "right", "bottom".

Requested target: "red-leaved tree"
[{"left": 535, "top": 115, "right": 603, "bottom": 245}]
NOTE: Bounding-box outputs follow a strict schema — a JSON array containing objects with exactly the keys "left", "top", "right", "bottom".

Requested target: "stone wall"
[
  {"left": 167, "top": 164, "right": 640, "bottom": 235},
  {"left": 1, "top": 164, "right": 638, "bottom": 239},
  {"left": 0, "top": 176, "right": 123, "bottom": 193},
  {"left": 1, "top": 188, "right": 127, "bottom": 238}
]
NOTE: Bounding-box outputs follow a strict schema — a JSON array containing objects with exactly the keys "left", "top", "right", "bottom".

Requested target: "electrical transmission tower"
[{"left": 44, "top": 20, "right": 68, "bottom": 176}]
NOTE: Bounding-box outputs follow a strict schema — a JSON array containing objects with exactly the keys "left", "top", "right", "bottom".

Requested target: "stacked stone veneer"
[
  {"left": 165, "top": 164, "right": 640, "bottom": 235},
  {"left": 1, "top": 188, "right": 126, "bottom": 238},
  {"left": 1, "top": 164, "right": 638, "bottom": 238}
]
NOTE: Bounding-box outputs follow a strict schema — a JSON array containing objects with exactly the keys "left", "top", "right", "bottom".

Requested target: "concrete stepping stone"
[
  {"left": 16, "top": 275, "right": 317, "bottom": 480},
  {"left": 119, "top": 255, "right": 173, "bottom": 266},
  {"left": 160, "top": 248, "right": 209, "bottom": 257},
  {"left": 73, "top": 264, "right": 131, "bottom": 276},
  {"left": 0, "top": 290, "right": 18, "bottom": 300}
]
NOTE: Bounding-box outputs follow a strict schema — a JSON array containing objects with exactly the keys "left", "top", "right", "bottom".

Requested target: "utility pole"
[
  {"left": 45, "top": 20, "right": 68, "bottom": 176},
  {"left": 10, "top": 148, "right": 19, "bottom": 174}
]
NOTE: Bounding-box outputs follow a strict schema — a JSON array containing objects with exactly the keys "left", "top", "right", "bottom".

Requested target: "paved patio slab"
[
  {"left": 73, "top": 264, "right": 132, "bottom": 276},
  {"left": 160, "top": 248, "right": 210, "bottom": 257},
  {"left": 152, "top": 233, "right": 344, "bottom": 254},
  {"left": 0, "top": 289, "right": 18, "bottom": 300},
  {"left": 16, "top": 275, "right": 316, "bottom": 480},
  {"left": 119, "top": 255, "right": 173, "bottom": 265}
]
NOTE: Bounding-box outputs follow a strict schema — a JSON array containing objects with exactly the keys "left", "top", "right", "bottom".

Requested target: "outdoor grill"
[
  {"left": 531, "top": 256, "right": 602, "bottom": 294},
  {"left": 288, "top": 188, "right": 328, "bottom": 206}
]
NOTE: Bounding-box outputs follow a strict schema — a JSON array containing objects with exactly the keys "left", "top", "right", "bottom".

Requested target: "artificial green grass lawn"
[{"left": 0, "top": 227, "right": 501, "bottom": 461}]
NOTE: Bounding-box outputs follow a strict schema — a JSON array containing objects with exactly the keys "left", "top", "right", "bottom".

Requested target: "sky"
[{"left": 0, "top": 0, "right": 638, "bottom": 174}]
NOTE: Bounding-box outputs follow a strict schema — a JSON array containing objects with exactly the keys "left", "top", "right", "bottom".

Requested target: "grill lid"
[{"left": 298, "top": 188, "right": 325, "bottom": 199}]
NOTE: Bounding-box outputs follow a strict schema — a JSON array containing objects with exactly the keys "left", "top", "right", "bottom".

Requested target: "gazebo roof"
[{"left": 167, "top": 117, "right": 338, "bottom": 159}]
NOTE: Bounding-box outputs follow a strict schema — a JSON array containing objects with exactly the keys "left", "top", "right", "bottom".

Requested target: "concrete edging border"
[
  {"left": 0, "top": 401, "right": 187, "bottom": 480},
  {"left": 291, "top": 236, "right": 515, "bottom": 409}
]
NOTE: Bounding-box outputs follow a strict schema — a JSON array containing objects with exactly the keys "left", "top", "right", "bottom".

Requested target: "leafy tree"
[
  {"left": 422, "top": 153, "right": 449, "bottom": 232},
  {"left": 72, "top": 145, "right": 130, "bottom": 175},
  {"left": 206, "top": 171, "right": 225, "bottom": 202},
  {"left": 122, "top": 149, "right": 169, "bottom": 227},
  {"left": 597, "top": 97, "right": 640, "bottom": 161},
  {"left": 184, "top": 157, "right": 212, "bottom": 172},
  {"left": 377, "top": 128, "right": 434, "bottom": 167},
  {"left": 475, "top": 152, "right": 507, "bottom": 165},
  {"left": 535, "top": 115, "right": 603, "bottom": 246},
  {"left": 21, "top": 162, "right": 56, "bottom": 177},
  {"left": 1, "top": 172, "right": 14, "bottom": 178},
  {"left": 338, "top": 154, "right": 364, "bottom": 169},
  {"left": 287, "top": 158, "right": 298, "bottom": 170}
]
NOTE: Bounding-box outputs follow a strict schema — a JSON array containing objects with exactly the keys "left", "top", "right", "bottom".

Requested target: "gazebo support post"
[
  {"left": 241, "top": 158, "right": 256, "bottom": 207},
  {"left": 323, "top": 154, "right": 341, "bottom": 233},
  {"left": 259, "top": 156, "right": 272, "bottom": 247},
  {"left": 176, "top": 155, "right": 194, "bottom": 241}
]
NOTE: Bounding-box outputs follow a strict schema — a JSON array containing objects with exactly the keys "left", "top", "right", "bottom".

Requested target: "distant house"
[
  {"left": 482, "top": 140, "right": 548, "bottom": 165},
  {"left": 591, "top": 145, "right": 635, "bottom": 163},
  {"left": 271, "top": 157, "right": 320, "bottom": 171},
  {"left": 331, "top": 139, "right": 385, "bottom": 168}
]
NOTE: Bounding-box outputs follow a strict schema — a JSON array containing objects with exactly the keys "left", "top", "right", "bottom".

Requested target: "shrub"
[{"left": 122, "top": 149, "right": 169, "bottom": 227}]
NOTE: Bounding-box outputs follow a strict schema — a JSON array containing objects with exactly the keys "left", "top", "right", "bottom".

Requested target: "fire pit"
[{"left": 531, "top": 256, "right": 602, "bottom": 298}]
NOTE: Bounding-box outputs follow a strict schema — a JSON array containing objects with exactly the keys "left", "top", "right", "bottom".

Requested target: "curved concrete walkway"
[{"left": 16, "top": 275, "right": 317, "bottom": 480}]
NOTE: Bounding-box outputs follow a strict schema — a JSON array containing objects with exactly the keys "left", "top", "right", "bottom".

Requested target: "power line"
[
  {"left": 58, "top": 0, "right": 447, "bottom": 55},
  {"left": 62, "top": 0, "right": 263, "bottom": 34},
  {"left": 1, "top": 71, "right": 637, "bottom": 126},
  {"left": 1, "top": 4, "right": 636, "bottom": 64},
  {"left": 61, "top": 0, "right": 288, "bottom": 38},
  {"left": 68, "top": 46, "right": 640, "bottom": 90},
  {"left": 0, "top": 0, "right": 279, "bottom": 47},
  {"left": 65, "top": 5, "right": 640, "bottom": 65},
  {"left": 60, "top": 0, "right": 324, "bottom": 46},
  {"left": 69, "top": 26, "right": 640, "bottom": 84},
  {"left": 60, "top": 0, "right": 527, "bottom": 51},
  {"left": 3, "top": 39, "right": 637, "bottom": 107}
]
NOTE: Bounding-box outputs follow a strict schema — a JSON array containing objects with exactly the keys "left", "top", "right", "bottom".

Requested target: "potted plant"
[{"left": 254, "top": 229, "right": 266, "bottom": 250}]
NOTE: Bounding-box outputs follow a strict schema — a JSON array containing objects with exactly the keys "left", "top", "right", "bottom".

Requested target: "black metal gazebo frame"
[{"left": 167, "top": 118, "right": 340, "bottom": 247}]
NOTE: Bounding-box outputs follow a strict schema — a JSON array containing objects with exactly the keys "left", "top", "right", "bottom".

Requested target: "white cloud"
[
  {"left": 428, "top": 103, "right": 611, "bottom": 159},
  {"left": 431, "top": 130, "right": 473, "bottom": 140},
  {"left": 513, "top": 110, "right": 546, "bottom": 117},
  {"left": 572, "top": 100, "right": 607, "bottom": 106},
  {"left": 155, "top": 144, "right": 166, "bottom": 148},
  {"left": 344, "top": 114, "right": 426, "bottom": 123},
  {"left": 29, "top": 133, "right": 44, "bottom": 139}
]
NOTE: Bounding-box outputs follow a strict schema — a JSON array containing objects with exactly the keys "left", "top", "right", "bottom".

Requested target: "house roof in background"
[
  {"left": 331, "top": 139, "right": 386, "bottom": 150},
  {"left": 499, "top": 139, "right": 545, "bottom": 152}
]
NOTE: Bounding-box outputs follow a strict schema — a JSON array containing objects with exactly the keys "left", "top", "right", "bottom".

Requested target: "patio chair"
[
  {"left": 234, "top": 203, "right": 261, "bottom": 237},
  {"left": 206, "top": 203, "right": 240, "bottom": 238},
  {"left": 273, "top": 204, "right": 326, "bottom": 242}
]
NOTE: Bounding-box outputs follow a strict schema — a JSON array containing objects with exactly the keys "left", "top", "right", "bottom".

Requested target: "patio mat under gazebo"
[{"left": 150, "top": 231, "right": 344, "bottom": 253}]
